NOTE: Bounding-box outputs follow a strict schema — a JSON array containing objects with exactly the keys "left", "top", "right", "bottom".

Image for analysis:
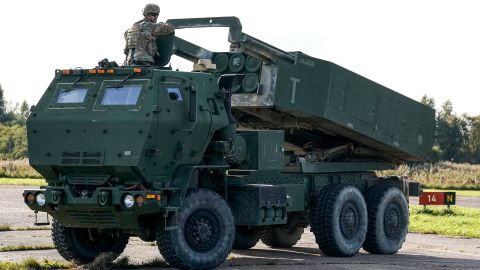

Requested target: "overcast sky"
[{"left": 1, "top": 0, "right": 479, "bottom": 115}]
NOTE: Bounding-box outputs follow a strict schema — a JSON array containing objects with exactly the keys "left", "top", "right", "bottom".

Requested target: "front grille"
[
  {"left": 65, "top": 209, "right": 117, "bottom": 227},
  {"left": 66, "top": 174, "right": 109, "bottom": 185},
  {"left": 60, "top": 151, "right": 104, "bottom": 166}
]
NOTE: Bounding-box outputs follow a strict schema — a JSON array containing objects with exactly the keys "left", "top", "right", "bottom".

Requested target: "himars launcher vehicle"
[{"left": 23, "top": 17, "right": 434, "bottom": 269}]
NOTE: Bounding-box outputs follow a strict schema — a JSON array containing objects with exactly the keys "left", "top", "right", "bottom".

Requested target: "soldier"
[{"left": 124, "top": 3, "right": 175, "bottom": 66}]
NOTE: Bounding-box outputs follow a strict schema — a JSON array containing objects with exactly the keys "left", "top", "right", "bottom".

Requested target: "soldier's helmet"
[{"left": 143, "top": 3, "right": 160, "bottom": 16}]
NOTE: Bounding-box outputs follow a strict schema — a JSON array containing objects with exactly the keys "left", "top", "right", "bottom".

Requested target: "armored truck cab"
[
  {"left": 24, "top": 17, "right": 434, "bottom": 270},
  {"left": 28, "top": 68, "right": 230, "bottom": 186}
]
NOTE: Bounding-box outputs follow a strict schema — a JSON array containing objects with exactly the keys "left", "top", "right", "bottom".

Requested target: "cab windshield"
[
  {"left": 100, "top": 85, "right": 142, "bottom": 105},
  {"left": 56, "top": 88, "right": 88, "bottom": 104}
]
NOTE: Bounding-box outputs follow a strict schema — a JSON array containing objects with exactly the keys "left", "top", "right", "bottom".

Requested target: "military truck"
[{"left": 23, "top": 17, "right": 434, "bottom": 269}]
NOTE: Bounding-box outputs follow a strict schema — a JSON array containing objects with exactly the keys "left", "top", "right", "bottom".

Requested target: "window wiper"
[
  {"left": 68, "top": 73, "right": 89, "bottom": 91},
  {"left": 114, "top": 72, "right": 136, "bottom": 88}
]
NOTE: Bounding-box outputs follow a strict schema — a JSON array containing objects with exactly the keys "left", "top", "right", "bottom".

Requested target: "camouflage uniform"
[{"left": 124, "top": 19, "right": 174, "bottom": 65}]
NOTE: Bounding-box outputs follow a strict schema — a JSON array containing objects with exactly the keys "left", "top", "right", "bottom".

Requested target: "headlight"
[
  {"left": 35, "top": 193, "right": 46, "bottom": 207},
  {"left": 123, "top": 194, "right": 135, "bottom": 208}
]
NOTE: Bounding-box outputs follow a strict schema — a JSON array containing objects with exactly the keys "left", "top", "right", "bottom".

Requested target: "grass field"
[
  {"left": 409, "top": 205, "right": 480, "bottom": 238},
  {"left": 380, "top": 162, "right": 480, "bottom": 190},
  {"left": 0, "top": 159, "right": 42, "bottom": 178},
  {"left": 0, "top": 244, "right": 54, "bottom": 252},
  {"left": 0, "top": 178, "right": 46, "bottom": 186},
  {"left": 423, "top": 189, "right": 480, "bottom": 197},
  {"left": 0, "top": 258, "right": 74, "bottom": 270}
]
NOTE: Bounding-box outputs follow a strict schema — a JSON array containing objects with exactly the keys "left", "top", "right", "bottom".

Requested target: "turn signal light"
[
  {"left": 25, "top": 193, "right": 35, "bottom": 204},
  {"left": 133, "top": 68, "right": 142, "bottom": 73},
  {"left": 135, "top": 195, "right": 145, "bottom": 206},
  {"left": 62, "top": 70, "right": 71, "bottom": 75},
  {"left": 146, "top": 194, "right": 161, "bottom": 200}
]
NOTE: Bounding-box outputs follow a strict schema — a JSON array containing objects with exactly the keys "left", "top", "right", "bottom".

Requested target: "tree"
[
  {"left": 0, "top": 84, "right": 6, "bottom": 122},
  {"left": 20, "top": 100, "right": 29, "bottom": 120},
  {"left": 0, "top": 124, "right": 28, "bottom": 159},
  {"left": 434, "top": 100, "right": 466, "bottom": 162},
  {"left": 462, "top": 115, "right": 480, "bottom": 163},
  {"left": 420, "top": 94, "right": 435, "bottom": 109}
]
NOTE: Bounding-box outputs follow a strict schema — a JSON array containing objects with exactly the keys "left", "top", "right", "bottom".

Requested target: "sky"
[{"left": 0, "top": 0, "right": 479, "bottom": 115}]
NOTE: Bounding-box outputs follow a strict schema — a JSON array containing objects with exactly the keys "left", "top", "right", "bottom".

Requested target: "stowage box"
[
  {"left": 238, "top": 130, "right": 284, "bottom": 171},
  {"left": 228, "top": 184, "right": 287, "bottom": 225}
]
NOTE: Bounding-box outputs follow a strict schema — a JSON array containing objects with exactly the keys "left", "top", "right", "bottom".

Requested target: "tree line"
[
  {"left": 421, "top": 95, "right": 480, "bottom": 163},
  {"left": 0, "top": 83, "right": 478, "bottom": 164},
  {"left": 0, "top": 84, "right": 29, "bottom": 159}
]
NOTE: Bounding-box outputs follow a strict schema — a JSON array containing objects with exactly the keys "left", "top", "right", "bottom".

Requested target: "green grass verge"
[
  {"left": 0, "top": 178, "right": 46, "bottom": 186},
  {"left": 409, "top": 205, "right": 480, "bottom": 238},
  {"left": 0, "top": 258, "right": 75, "bottom": 270},
  {"left": 423, "top": 189, "right": 480, "bottom": 197},
  {"left": 0, "top": 224, "right": 50, "bottom": 231},
  {"left": 112, "top": 256, "right": 167, "bottom": 269},
  {"left": 0, "top": 244, "right": 55, "bottom": 252}
]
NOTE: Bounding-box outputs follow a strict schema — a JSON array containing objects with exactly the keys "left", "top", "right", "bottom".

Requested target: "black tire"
[
  {"left": 156, "top": 189, "right": 234, "bottom": 270},
  {"left": 260, "top": 222, "right": 304, "bottom": 248},
  {"left": 233, "top": 225, "right": 261, "bottom": 250},
  {"left": 310, "top": 184, "right": 368, "bottom": 257},
  {"left": 51, "top": 219, "right": 129, "bottom": 264},
  {"left": 363, "top": 184, "right": 409, "bottom": 254}
]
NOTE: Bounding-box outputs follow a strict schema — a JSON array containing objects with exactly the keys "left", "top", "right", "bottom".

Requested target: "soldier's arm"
[{"left": 153, "top": 22, "right": 175, "bottom": 37}]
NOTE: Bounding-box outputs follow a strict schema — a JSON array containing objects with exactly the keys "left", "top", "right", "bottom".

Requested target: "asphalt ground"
[{"left": 0, "top": 230, "right": 479, "bottom": 269}]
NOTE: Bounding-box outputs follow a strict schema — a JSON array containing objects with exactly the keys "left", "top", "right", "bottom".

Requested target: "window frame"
[
  {"left": 94, "top": 79, "right": 150, "bottom": 111},
  {"left": 49, "top": 82, "right": 95, "bottom": 109}
]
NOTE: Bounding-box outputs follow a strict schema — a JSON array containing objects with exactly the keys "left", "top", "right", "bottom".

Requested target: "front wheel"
[
  {"left": 156, "top": 189, "right": 234, "bottom": 270},
  {"left": 51, "top": 219, "right": 129, "bottom": 264},
  {"left": 363, "top": 184, "right": 409, "bottom": 254}
]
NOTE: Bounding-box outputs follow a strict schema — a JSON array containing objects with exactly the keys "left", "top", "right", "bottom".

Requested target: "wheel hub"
[
  {"left": 384, "top": 203, "right": 402, "bottom": 238},
  {"left": 185, "top": 210, "right": 219, "bottom": 252},
  {"left": 340, "top": 202, "right": 359, "bottom": 238}
]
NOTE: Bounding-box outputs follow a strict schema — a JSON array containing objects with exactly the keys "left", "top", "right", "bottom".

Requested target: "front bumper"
[{"left": 23, "top": 186, "right": 169, "bottom": 229}]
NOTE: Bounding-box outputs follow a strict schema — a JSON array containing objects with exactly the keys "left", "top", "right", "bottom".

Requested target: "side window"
[
  {"left": 101, "top": 85, "right": 142, "bottom": 105},
  {"left": 167, "top": 87, "right": 183, "bottom": 101},
  {"left": 56, "top": 88, "right": 88, "bottom": 104}
]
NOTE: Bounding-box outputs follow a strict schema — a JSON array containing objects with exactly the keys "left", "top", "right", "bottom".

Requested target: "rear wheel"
[
  {"left": 156, "top": 189, "right": 234, "bottom": 270},
  {"left": 233, "top": 225, "right": 261, "bottom": 250},
  {"left": 310, "top": 184, "right": 368, "bottom": 257},
  {"left": 51, "top": 219, "right": 129, "bottom": 264},
  {"left": 363, "top": 184, "right": 408, "bottom": 254},
  {"left": 260, "top": 221, "right": 304, "bottom": 248}
]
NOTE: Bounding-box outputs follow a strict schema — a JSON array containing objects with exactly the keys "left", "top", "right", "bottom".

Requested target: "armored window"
[
  {"left": 167, "top": 87, "right": 183, "bottom": 101},
  {"left": 56, "top": 88, "right": 88, "bottom": 104},
  {"left": 101, "top": 85, "right": 142, "bottom": 105}
]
